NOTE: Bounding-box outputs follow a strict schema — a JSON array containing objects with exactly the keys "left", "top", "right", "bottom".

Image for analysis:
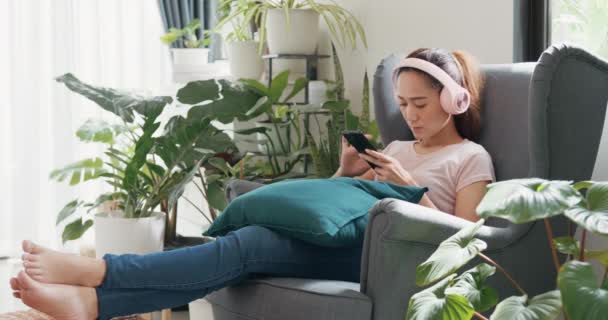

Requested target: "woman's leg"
[
  {"left": 94, "top": 226, "right": 362, "bottom": 318},
  {"left": 101, "top": 225, "right": 362, "bottom": 290},
  {"left": 18, "top": 226, "right": 362, "bottom": 319}
]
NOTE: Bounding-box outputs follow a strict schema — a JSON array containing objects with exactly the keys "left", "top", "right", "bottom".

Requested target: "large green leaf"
[
  {"left": 62, "top": 218, "right": 93, "bottom": 244},
  {"left": 553, "top": 236, "right": 608, "bottom": 265},
  {"left": 416, "top": 219, "right": 487, "bottom": 286},
  {"left": 406, "top": 274, "right": 475, "bottom": 320},
  {"left": 187, "top": 79, "right": 263, "bottom": 123},
  {"left": 284, "top": 77, "right": 308, "bottom": 103},
  {"left": 564, "top": 182, "right": 608, "bottom": 236},
  {"left": 176, "top": 79, "right": 221, "bottom": 105},
  {"left": 55, "top": 73, "right": 171, "bottom": 122},
  {"left": 56, "top": 200, "right": 83, "bottom": 225},
  {"left": 49, "top": 158, "right": 106, "bottom": 186},
  {"left": 477, "top": 178, "right": 582, "bottom": 223},
  {"left": 558, "top": 261, "right": 608, "bottom": 319},
  {"left": 445, "top": 263, "right": 498, "bottom": 312},
  {"left": 553, "top": 236, "right": 581, "bottom": 256},
  {"left": 207, "top": 179, "right": 227, "bottom": 211},
  {"left": 269, "top": 70, "right": 289, "bottom": 103},
  {"left": 167, "top": 161, "right": 202, "bottom": 212},
  {"left": 76, "top": 119, "right": 128, "bottom": 144},
  {"left": 489, "top": 291, "right": 562, "bottom": 320},
  {"left": 122, "top": 114, "right": 160, "bottom": 192}
]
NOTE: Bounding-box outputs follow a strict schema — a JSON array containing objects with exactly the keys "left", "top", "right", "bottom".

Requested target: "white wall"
[{"left": 318, "top": 0, "right": 514, "bottom": 115}]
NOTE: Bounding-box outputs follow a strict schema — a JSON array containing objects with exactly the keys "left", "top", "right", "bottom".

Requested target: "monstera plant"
[
  {"left": 52, "top": 74, "right": 235, "bottom": 243},
  {"left": 406, "top": 179, "right": 608, "bottom": 320}
]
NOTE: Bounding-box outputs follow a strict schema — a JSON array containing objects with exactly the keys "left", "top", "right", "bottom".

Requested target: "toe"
[
  {"left": 10, "top": 277, "right": 20, "bottom": 291},
  {"left": 22, "top": 253, "right": 37, "bottom": 262},
  {"left": 23, "top": 261, "right": 40, "bottom": 269},
  {"left": 22, "top": 240, "right": 32, "bottom": 253},
  {"left": 18, "top": 271, "right": 36, "bottom": 289}
]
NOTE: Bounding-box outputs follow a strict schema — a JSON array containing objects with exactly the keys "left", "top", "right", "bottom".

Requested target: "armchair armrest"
[
  {"left": 359, "top": 198, "right": 534, "bottom": 319},
  {"left": 224, "top": 179, "right": 265, "bottom": 203}
]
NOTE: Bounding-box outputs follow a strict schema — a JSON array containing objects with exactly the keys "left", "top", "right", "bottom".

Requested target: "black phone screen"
[{"left": 342, "top": 130, "right": 378, "bottom": 168}]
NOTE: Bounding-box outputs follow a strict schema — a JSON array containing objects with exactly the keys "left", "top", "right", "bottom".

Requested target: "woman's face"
[{"left": 396, "top": 70, "right": 450, "bottom": 141}]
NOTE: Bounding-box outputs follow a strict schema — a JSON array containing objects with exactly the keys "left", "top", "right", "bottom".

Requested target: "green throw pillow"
[{"left": 204, "top": 177, "right": 428, "bottom": 247}]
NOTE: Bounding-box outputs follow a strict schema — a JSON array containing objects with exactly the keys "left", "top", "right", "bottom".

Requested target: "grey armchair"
[{"left": 190, "top": 44, "right": 608, "bottom": 319}]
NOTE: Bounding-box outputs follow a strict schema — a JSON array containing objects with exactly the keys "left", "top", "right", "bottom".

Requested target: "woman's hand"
[
  {"left": 359, "top": 149, "right": 416, "bottom": 186},
  {"left": 338, "top": 135, "right": 373, "bottom": 177}
]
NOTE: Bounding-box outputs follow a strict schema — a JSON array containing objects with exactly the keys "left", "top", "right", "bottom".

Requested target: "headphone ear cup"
[
  {"left": 439, "top": 88, "right": 454, "bottom": 114},
  {"left": 440, "top": 87, "right": 470, "bottom": 114}
]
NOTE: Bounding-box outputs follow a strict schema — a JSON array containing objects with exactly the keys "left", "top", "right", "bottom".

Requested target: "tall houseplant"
[
  {"left": 406, "top": 179, "right": 608, "bottom": 319},
  {"left": 53, "top": 74, "right": 235, "bottom": 255}
]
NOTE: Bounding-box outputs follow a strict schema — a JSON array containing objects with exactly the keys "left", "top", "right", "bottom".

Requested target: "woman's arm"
[{"left": 453, "top": 181, "right": 490, "bottom": 222}]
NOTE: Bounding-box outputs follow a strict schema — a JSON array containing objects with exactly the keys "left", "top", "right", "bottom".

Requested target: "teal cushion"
[{"left": 204, "top": 177, "right": 427, "bottom": 247}]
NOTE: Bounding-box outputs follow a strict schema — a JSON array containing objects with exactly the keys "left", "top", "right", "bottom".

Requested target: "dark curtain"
[
  {"left": 513, "top": 0, "right": 552, "bottom": 62},
  {"left": 157, "top": 0, "right": 222, "bottom": 62}
]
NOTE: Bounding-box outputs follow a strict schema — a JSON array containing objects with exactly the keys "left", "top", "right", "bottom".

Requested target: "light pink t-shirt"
[{"left": 377, "top": 139, "right": 495, "bottom": 214}]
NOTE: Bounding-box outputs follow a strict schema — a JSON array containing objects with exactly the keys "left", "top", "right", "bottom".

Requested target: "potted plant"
[
  {"left": 405, "top": 179, "right": 608, "bottom": 319},
  {"left": 161, "top": 18, "right": 212, "bottom": 73},
  {"left": 52, "top": 74, "right": 235, "bottom": 257},
  {"left": 216, "top": 0, "right": 265, "bottom": 80},
  {"left": 215, "top": 0, "right": 366, "bottom": 54}
]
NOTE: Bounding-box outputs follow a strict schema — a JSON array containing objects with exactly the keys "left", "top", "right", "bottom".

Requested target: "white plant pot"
[
  {"left": 266, "top": 8, "right": 320, "bottom": 54},
  {"left": 171, "top": 48, "right": 210, "bottom": 72},
  {"left": 227, "top": 41, "right": 263, "bottom": 80},
  {"left": 256, "top": 120, "right": 290, "bottom": 155},
  {"left": 94, "top": 211, "right": 165, "bottom": 258}
]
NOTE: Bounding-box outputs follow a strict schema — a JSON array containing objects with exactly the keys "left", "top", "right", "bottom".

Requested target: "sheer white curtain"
[{"left": 0, "top": 0, "right": 171, "bottom": 256}]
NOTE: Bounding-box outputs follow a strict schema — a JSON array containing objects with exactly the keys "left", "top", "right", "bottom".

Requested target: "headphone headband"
[{"left": 392, "top": 57, "right": 470, "bottom": 114}]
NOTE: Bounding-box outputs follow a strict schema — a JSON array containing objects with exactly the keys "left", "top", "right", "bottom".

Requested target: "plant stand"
[{"left": 262, "top": 53, "right": 331, "bottom": 174}]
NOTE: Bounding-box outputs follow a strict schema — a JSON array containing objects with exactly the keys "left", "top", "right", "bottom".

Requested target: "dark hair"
[{"left": 396, "top": 48, "right": 485, "bottom": 141}]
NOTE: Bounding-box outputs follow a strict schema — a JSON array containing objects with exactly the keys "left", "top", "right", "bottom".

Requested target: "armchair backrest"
[
  {"left": 372, "top": 44, "right": 608, "bottom": 230},
  {"left": 372, "top": 54, "right": 535, "bottom": 182}
]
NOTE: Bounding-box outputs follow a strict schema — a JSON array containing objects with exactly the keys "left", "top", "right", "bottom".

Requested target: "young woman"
[{"left": 9, "top": 48, "right": 494, "bottom": 320}]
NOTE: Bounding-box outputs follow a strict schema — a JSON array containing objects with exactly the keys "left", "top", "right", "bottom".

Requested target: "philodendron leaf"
[
  {"left": 176, "top": 79, "right": 221, "bottom": 105},
  {"left": 268, "top": 70, "right": 289, "bottom": 103},
  {"left": 56, "top": 200, "right": 83, "bottom": 225},
  {"left": 477, "top": 178, "right": 582, "bottom": 223},
  {"left": 553, "top": 236, "right": 581, "bottom": 256},
  {"left": 416, "top": 219, "right": 486, "bottom": 286},
  {"left": 489, "top": 291, "right": 561, "bottom": 320},
  {"left": 564, "top": 182, "right": 608, "bottom": 236},
  {"left": 207, "top": 179, "right": 227, "bottom": 211},
  {"left": 62, "top": 218, "right": 93, "bottom": 244},
  {"left": 406, "top": 274, "right": 475, "bottom": 320},
  {"left": 445, "top": 263, "right": 498, "bottom": 312},
  {"left": 76, "top": 119, "right": 127, "bottom": 144},
  {"left": 49, "top": 158, "right": 106, "bottom": 186},
  {"left": 283, "top": 77, "right": 308, "bottom": 103},
  {"left": 558, "top": 261, "right": 608, "bottom": 319},
  {"left": 553, "top": 236, "right": 608, "bottom": 265},
  {"left": 55, "top": 73, "right": 172, "bottom": 122}
]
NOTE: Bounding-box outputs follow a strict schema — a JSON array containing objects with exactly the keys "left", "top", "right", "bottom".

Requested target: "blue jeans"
[{"left": 95, "top": 226, "right": 363, "bottom": 320}]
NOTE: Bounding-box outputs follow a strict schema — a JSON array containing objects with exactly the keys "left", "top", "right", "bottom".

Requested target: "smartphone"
[{"left": 342, "top": 130, "right": 378, "bottom": 168}]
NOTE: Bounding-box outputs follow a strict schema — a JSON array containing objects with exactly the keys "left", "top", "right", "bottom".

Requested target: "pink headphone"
[{"left": 392, "top": 57, "right": 470, "bottom": 115}]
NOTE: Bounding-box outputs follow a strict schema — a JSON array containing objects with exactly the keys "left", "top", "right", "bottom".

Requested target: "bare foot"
[
  {"left": 22, "top": 240, "right": 106, "bottom": 287},
  {"left": 11, "top": 271, "right": 98, "bottom": 320}
]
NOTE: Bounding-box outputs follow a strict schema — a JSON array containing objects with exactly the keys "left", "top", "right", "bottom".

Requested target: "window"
[{"left": 551, "top": 0, "right": 608, "bottom": 59}]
